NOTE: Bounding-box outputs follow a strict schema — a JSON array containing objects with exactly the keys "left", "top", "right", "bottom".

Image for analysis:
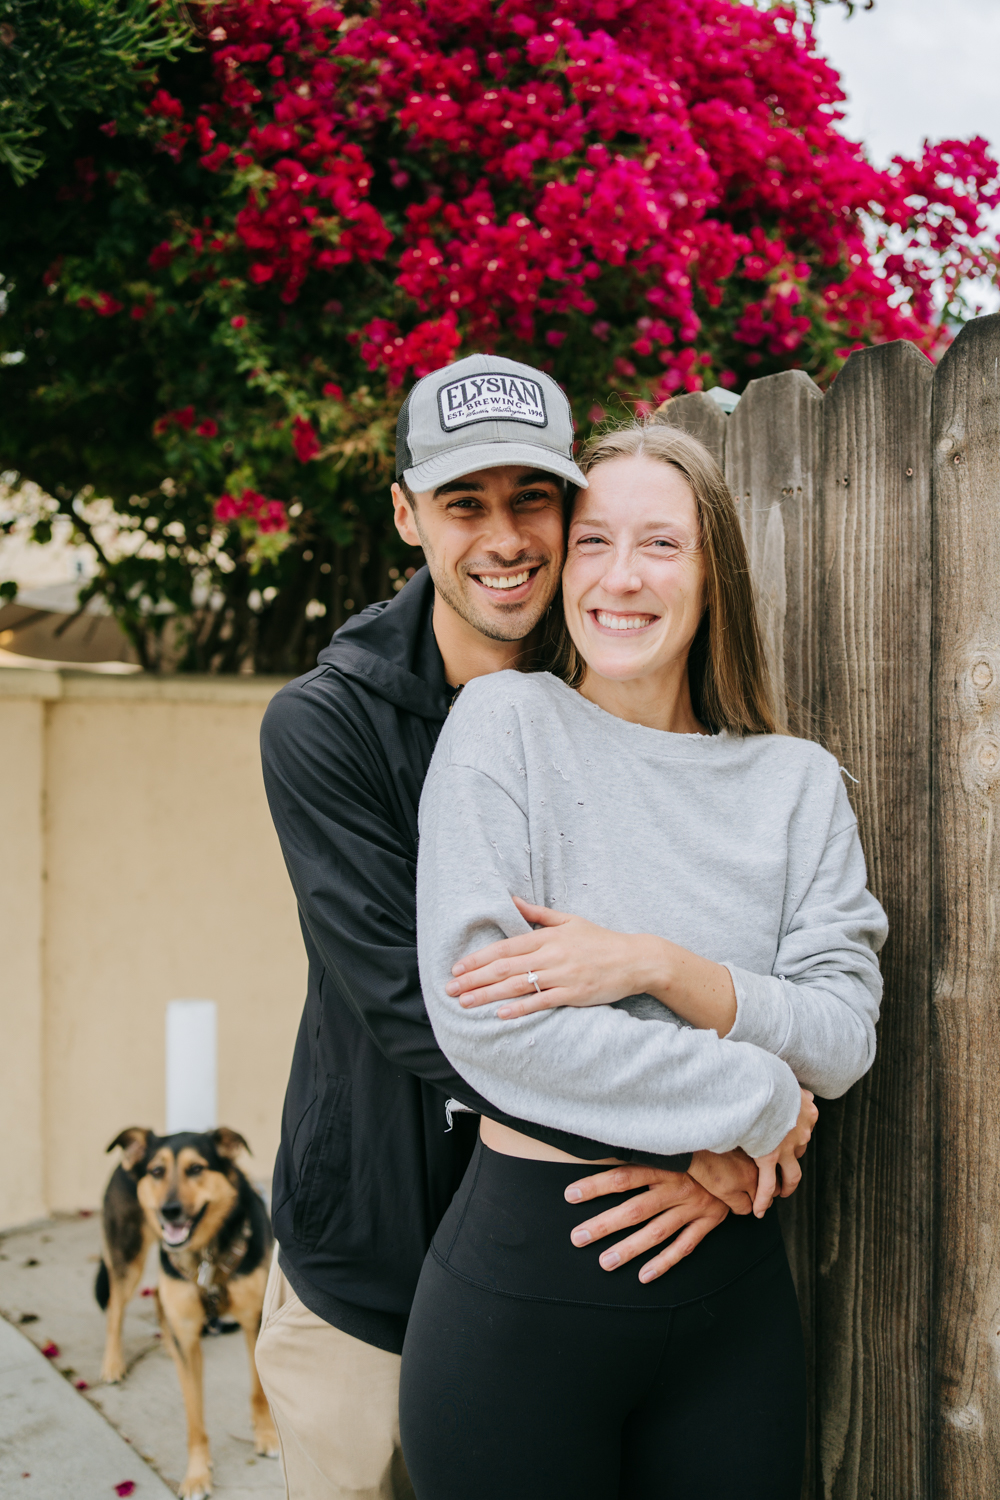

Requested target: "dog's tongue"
[{"left": 162, "top": 1222, "right": 191, "bottom": 1247}]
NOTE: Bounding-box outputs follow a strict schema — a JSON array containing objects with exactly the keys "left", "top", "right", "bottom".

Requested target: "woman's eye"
[
  {"left": 650, "top": 538, "right": 679, "bottom": 550},
  {"left": 576, "top": 535, "right": 606, "bottom": 546}
]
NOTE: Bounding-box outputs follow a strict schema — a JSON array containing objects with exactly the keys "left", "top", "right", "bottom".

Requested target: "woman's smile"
[{"left": 589, "top": 609, "right": 659, "bottom": 633}]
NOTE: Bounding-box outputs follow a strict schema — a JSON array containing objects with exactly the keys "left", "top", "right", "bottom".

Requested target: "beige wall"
[{"left": 0, "top": 668, "right": 305, "bottom": 1226}]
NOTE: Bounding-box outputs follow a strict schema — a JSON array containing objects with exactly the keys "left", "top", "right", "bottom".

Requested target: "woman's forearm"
[{"left": 632, "top": 934, "right": 738, "bottom": 1037}]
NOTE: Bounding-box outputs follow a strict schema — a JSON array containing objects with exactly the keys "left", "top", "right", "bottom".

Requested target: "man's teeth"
[
  {"left": 478, "top": 571, "right": 531, "bottom": 590},
  {"left": 595, "top": 611, "right": 655, "bottom": 631}
]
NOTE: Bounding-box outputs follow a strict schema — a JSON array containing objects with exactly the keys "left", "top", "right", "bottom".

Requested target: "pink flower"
[
  {"left": 148, "top": 242, "right": 176, "bottom": 271},
  {"left": 196, "top": 419, "right": 219, "bottom": 438},
  {"left": 230, "top": 315, "right": 247, "bottom": 329},
  {"left": 322, "top": 382, "right": 344, "bottom": 399},
  {"left": 292, "top": 416, "right": 321, "bottom": 462}
]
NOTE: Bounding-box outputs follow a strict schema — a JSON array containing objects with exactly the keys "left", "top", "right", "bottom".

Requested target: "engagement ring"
[{"left": 526, "top": 970, "right": 542, "bottom": 995}]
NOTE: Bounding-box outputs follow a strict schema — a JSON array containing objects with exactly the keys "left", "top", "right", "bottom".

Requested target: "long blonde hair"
[{"left": 548, "top": 422, "right": 777, "bottom": 736}]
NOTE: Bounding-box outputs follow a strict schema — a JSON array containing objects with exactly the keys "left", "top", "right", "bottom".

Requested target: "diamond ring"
[{"left": 526, "top": 970, "right": 542, "bottom": 995}]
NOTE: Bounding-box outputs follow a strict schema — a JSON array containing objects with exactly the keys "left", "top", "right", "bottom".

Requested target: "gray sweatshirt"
[{"left": 416, "top": 671, "right": 887, "bottom": 1160}]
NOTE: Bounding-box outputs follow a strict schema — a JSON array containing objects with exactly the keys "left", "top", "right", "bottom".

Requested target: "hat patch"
[{"left": 437, "top": 374, "right": 548, "bottom": 432}]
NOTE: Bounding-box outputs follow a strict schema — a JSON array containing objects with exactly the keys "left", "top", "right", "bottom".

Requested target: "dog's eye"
[
  {"left": 185, "top": 1164, "right": 204, "bottom": 1178},
  {"left": 150, "top": 1166, "right": 165, "bottom": 1179}
]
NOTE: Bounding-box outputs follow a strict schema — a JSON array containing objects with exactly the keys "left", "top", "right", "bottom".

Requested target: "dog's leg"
[
  {"left": 159, "top": 1276, "right": 213, "bottom": 1499},
  {"left": 100, "top": 1224, "right": 154, "bottom": 1383},
  {"left": 226, "top": 1266, "right": 280, "bottom": 1459}
]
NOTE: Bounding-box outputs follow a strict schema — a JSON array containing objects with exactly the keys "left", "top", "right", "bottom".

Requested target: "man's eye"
[
  {"left": 448, "top": 498, "right": 481, "bottom": 511},
  {"left": 515, "top": 490, "right": 550, "bottom": 504}
]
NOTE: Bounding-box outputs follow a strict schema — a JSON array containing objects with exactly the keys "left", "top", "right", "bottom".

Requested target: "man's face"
[{"left": 392, "top": 464, "right": 566, "bottom": 642}]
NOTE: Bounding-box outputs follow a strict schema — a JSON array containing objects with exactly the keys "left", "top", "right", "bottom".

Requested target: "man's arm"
[{"left": 260, "top": 678, "right": 692, "bottom": 1169}]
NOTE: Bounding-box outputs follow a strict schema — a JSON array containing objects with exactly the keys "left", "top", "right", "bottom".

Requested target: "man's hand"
[
  {"left": 687, "top": 1148, "right": 757, "bottom": 1215},
  {"left": 563, "top": 1165, "right": 729, "bottom": 1284}
]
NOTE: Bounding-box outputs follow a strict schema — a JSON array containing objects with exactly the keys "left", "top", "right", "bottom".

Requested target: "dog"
[{"left": 96, "top": 1125, "right": 279, "bottom": 1499}]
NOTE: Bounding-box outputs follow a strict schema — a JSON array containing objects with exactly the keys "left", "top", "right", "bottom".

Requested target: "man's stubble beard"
[{"left": 414, "top": 525, "right": 562, "bottom": 644}]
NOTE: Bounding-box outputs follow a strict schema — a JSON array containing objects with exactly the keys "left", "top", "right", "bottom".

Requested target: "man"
[{"left": 255, "top": 354, "right": 756, "bottom": 1499}]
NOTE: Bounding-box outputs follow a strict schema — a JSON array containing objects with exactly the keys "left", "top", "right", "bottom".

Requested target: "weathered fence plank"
[
  {"left": 931, "top": 312, "right": 1000, "bottom": 1496},
  {"left": 653, "top": 390, "right": 728, "bottom": 467},
  {"left": 725, "top": 368, "right": 824, "bottom": 1494},
  {"left": 726, "top": 368, "right": 824, "bottom": 735},
  {"left": 815, "top": 340, "right": 934, "bottom": 1500}
]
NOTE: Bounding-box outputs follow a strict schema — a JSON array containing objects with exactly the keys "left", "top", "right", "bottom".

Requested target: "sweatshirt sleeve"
[
  {"left": 417, "top": 760, "right": 803, "bottom": 1160},
  {"left": 723, "top": 779, "right": 887, "bottom": 1098}
]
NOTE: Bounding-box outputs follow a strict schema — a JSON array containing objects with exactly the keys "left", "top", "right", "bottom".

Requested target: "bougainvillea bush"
[{"left": 1, "top": 0, "right": 997, "bottom": 670}]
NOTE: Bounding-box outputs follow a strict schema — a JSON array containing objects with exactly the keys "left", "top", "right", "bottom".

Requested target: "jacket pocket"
[{"left": 292, "top": 1074, "right": 352, "bottom": 1251}]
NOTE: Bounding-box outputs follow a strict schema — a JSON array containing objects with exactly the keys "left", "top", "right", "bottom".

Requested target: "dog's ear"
[
  {"left": 107, "top": 1127, "right": 151, "bottom": 1171},
  {"left": 211, "top": 1127, "right": 250, "bottom": 1161}
]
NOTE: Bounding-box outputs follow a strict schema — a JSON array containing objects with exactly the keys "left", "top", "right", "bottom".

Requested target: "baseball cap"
[{"left": 395, "top": 353, "right": 588, "bottom": 492}]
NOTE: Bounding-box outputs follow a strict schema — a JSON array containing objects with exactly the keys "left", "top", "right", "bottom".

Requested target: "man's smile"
[{"left": 467, "top": 565, "right": 543, "bottom": 603}]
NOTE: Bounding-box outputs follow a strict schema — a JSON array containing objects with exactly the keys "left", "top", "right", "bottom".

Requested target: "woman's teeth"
[
  {"left": 595, "top": 611, "right": 655, "bottom": 631},
  {"left": 478, "top": 571, "right": 531, "bottom": 590}
]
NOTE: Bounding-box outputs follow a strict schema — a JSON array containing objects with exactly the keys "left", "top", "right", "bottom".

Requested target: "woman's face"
[{"left": 562, "top": 454, "right": 706, "bottom": 688}]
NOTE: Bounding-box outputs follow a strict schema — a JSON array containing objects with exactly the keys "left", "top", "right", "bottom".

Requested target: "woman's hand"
[
  {"left": 751, "top": 1089, "right": 818, "bottom": 1218},
  {"left": 446, "top": 896, "right": 650, "bottom": 1017},
  {"left": 446, "top": 895, "right": 738, "bottom": 1034}
]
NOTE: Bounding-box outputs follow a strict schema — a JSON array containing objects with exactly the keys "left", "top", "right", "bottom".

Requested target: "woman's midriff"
[
  {"left": 480, "top": 1116, "right": 623, "bottom": 1165},
  {"left": 432, "top": 1136, "right": 784, "bottom": 1308}
]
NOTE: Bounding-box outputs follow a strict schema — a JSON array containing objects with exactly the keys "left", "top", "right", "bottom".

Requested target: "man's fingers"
[
  {"left": 564, "top": 1166, "right": 670, "bottom": 1204},
  {"left": 570, "top": 1182, "right": 694, "bottom": 1246},
  {"left": 636, "top": 1217, "right": 723, "bottom": 1283},
  {"left": 593, "top": 1206, "right": 697, "bottom": 1269}
]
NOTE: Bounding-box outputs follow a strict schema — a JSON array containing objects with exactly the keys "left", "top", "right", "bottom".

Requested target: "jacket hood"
[{"left": 316, "top": 567, "right": 452, "bottom": 721}]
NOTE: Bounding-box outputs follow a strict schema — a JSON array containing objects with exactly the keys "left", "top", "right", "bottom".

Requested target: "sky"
[
  {"left": 813, "top": 0, "right": 1000, "bottom": 167},
  {"left": 813, "top": 0, "right": 1000, "bottom": 311}
]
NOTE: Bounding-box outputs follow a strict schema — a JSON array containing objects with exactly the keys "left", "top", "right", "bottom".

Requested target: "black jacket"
[{"left": 261, "top": 568, "right": 689, "bottom": 1353}]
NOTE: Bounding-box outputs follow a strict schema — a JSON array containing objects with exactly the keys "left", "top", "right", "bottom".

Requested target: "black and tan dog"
[{"left": 96, "top": 1126, "right": 279, "bottom": 1499}]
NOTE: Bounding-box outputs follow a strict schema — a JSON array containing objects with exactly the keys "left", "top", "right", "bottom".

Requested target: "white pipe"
[{"left": 165, "top": 999, "right": 217, "bottom": 1135}]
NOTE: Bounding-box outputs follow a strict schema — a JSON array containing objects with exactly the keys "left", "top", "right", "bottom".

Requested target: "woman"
[{"left": 399, "top": 422, "right": 887, "bottom": 1500}]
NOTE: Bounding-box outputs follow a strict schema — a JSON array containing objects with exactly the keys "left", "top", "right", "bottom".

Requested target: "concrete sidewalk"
[
  {"left": 0, "top": 1215, "right": 283, "bottom": 1500},
  {"left": 0, "top": 1312, "right": 174, "bottom": 1499}
]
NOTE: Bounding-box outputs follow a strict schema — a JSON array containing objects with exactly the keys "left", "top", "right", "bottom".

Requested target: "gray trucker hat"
[{"left": 395, "top": 353, "right": 587, "bottom": 492}]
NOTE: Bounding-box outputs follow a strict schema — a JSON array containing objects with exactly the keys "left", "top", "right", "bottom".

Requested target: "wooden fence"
[{"left": 659, "top": 312, "right": 1000, "bottom": 1499}]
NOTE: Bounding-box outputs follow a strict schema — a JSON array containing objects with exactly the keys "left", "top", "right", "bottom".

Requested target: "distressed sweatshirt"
[{"left": 416, "top": 671, "right": 887, "bottom": 1161}]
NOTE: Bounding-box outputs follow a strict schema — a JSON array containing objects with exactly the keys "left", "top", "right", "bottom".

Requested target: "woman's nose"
[{"left": 600, "top": 557, "right": 643, "bottom": 594}]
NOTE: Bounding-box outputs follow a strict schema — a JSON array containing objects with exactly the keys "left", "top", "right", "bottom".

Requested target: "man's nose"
[{"left": 484, "top": 510, "right": 537, "bottom": 560}]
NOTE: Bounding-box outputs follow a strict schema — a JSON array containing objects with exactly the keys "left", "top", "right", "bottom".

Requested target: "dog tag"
[{"left": 197, "top": 1260, "right": 214, "bottom": 1290}]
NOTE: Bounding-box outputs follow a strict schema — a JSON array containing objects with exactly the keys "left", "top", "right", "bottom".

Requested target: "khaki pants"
[{"left": 255, "top": 1251, "right": 414, "bottom": 1500}]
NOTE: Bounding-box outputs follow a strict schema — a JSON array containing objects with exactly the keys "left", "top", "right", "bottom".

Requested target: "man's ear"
[
  {"left": 392, "top": 481, "right": 421, "bottom": 548},
  {"left": 211, "top": 1127, "right": 251, "bottom": 1161},
  {"left": 107, "top": 1127, "right": 151, "bottom": 1172}
]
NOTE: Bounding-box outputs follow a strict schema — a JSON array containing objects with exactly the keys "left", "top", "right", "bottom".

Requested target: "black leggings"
[{"left": 399, "top": 1141, "right": 805, "bottom": 1500}]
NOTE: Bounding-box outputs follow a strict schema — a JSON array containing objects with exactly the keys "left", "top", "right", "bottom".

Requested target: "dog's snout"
[{"left": 160, "top": 1200, "right": 185, "bottom": 1223}]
